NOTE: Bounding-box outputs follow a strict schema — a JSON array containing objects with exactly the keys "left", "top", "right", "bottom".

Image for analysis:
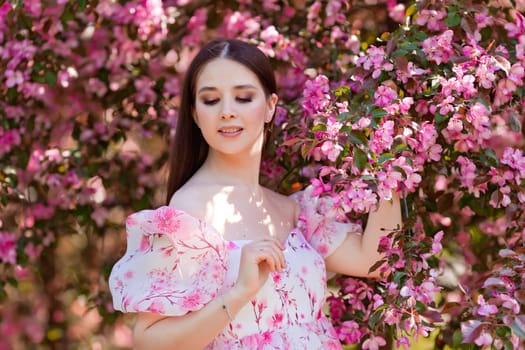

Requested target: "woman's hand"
[{"left": 231, "top": 239, "right": 286, "bottom": 301}]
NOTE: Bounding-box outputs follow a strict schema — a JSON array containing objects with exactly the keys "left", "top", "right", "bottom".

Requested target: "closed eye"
[
  {"left": 236, "top": 97, "right": 252, "bottom": 103},
  {"left": 203, "top": 99, "right": 219, "bottom": 105}
]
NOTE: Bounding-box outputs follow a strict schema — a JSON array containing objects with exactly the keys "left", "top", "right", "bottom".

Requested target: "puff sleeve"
[
  {"left": 290, "top": 186, "right": 363, "bottom": 258},
  {"left": 108, "top": 206, "right": 229, "bottom": 316}
]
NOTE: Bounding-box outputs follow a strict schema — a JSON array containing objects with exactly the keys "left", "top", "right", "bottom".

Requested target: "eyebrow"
[{"left": 197, "top": 84, "right": 258, "bottom": 94}]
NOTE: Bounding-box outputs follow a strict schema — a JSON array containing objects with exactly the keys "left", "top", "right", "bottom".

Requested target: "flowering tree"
[{"left": 1, "top": 0, "right": 524, "bottom": 349}]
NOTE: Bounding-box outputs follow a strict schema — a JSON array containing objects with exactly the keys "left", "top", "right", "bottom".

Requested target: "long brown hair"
[{"left": 165, "top": 38, "right": 277, "bottom": 204}]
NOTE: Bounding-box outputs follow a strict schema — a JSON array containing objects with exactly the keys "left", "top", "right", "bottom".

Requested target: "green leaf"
[
  {"left": 393, "top": 271, "right": 406, "bottom": 284},
  {"left": 0, "top": 285, "right": 6, "bottom": 303},
  {"left": 484, "top": 148, "right": 499, "bottom": 166},
  {"left": 44, "top": 71, "right": 57, "bottom": 86},
  {"left": 509, "top": 112, "right": 522, "bottom": 132},
  {"left": 312, "top": 124, "right": 326, "bottom": 132},
  {"left": 77, "top": 0, "right": 87, "bottom": 11},
  {"left": 334, "top": 85, "right": 350, "bottom": 97},
  {"left": 348, "top": 130, "right": 368, "bottom": 146},
  {"left": 61, "top": 3, "right": 75, "bottom": 22},
  {"left": 393, "top": 166, "right": 407, "bottom": 178},
  {"left": 7, "top": 87, "right": 18, "bottom": 103},
  {"left": 434, "top": 112, "right": 448, "bottom": 124},
  {"left": 445, "top": 11, "right": 461, "bottom": 27},
  {"left": 413, "top": 31, "right": 428, "bottom": 41},
  {"left": 496, "top": 326, "right": 510, "bottom": 338},
  {"left": 378, "top": 153, "right": 394, "bottom": 163},
  {"left": 372, "top": 109, "right": 387, "bottom": 119},
  {"left": 353, "top": 147, "right": 368, "bottom": 171},
  {"left": 368, "top": 309, "right": 383, "bottom": 328},
  {"left": 338, "top": 112, "right": 352, "bottom": 122},
  {"left": 405, "top": 3, "right": 417, "bottom": 17},
  {"left": 510, "top": 315, "right": 525, "bottom": 339},
  {"left": 394, "top": 143, "right": 408, "bottom": 153},
  {"left": 6, "top": 277, "right": 18, "bottom": 288},
  {"left": 452, "top": 329, "right": 462, "bottom": 347}
]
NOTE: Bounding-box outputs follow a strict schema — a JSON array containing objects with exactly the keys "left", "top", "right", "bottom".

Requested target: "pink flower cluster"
[{"left": 1, "top": 0, "right": 525, "bottom": 348}]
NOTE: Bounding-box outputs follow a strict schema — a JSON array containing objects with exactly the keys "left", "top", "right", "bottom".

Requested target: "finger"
[
  {"left": 266, "top": 246, "right": 285, "bottom": 272},
  {"left": 265, "top": 241, "right": 286, "bottom": 270},
  {"left": 256, "top": 247, "right": 280, "bottom": 272}
]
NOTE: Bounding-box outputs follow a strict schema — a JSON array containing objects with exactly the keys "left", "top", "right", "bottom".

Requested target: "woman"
[{"left": 109, "top": 38, "right": 402, "bottom": 349}]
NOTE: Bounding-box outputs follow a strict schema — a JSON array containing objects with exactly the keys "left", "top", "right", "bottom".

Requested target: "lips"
[{"left": 218, "top": 126, "right": 243, "bottom": 134}]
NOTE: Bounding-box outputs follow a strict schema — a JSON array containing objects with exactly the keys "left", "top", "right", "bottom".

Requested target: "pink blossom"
[
  {"left": 447, "top": 115, "right": 463, "bottom": 133},
  {"left": 387, "top": 3, "right": 405, "bottom": 24},
  {"left": 501, "top": 147, "right": 525, "bottom": 178},
  {"left": 369, "top": 120, "right": 395, "bottom": 154},
  {"left": 395, "top": 97, "right": 412, "bottom": 114},
  {"left": 134, "top": 76, "right": 157, "bottom": 104},
  {"left": 372, "top": 294, "right": 384, "bottom": 309},
  {"left": 396, "top": 61, "right": 428, "bottom": 85},
  {"left": 494, "top": 78, "right": 516, "bottom": 106},
  {"left": 326, "top": 295, "right": 346, "bottom": 321},
  {"left": 306, "top": 1, "right": 322, "bottom": 32},
  {"left": 259, "top": 25, "right": 282, "bottom": 58},
  {"left": 5, "top": 70, "right": 24, "bottom": 88},
  {"left": 356, "top": 45, "right": 393, "bottom": 78},
  {"left": 476, "top": 295, "right": 498, "bottom": 316},
  {"left": 431, "top": 230, "right": 444, "bottom": 254},
  {"left": 422, "top": 30, "right": 454, "bottom": 65},
  {"left": 91, "top": 207, "right": 109, "bottom": 227},
  {"left": 503, "top": 11, "right": 525, "bottom": 38},
  {"left": 435, "top": 95, "right": 455, "bottom": 115},
  {"left": 320, "top": 141, "right": 343, "bottom": 162},
  {"left": 337, "top": 320, "right": 362, "bottom": 343},
  {"left": 475, "top": 10, "right": 495, "bottom": 29},
  {"left": 182, "top": 8, "right": 207, "bottom": 46},
  {"left": 324, "top": 0, "right": 345, "bottom": 27},
  {"left": 0, "top": 128, "right": 21, "bottom": 157},
  {"left": 396, "top": 336, "right": 411, "bottom": 350},
  {"left": 383, "top": 307, "right": 401, "bottom": 325},
  {"left": 219, "top": 10, "right": 260, "bottom": 38},
  {"left": 508, "top": 63, "right": 525, "bottom": 86},
  {"left": 302, "top": 75, "right": 331, "bottom": 115},
  {"left": 474, "top": 330, "right": 493, "bottom": 346},
  {"left": 475, "top": 56, "right": 498, "bottom": 89},
  {"left": 86, "top": 78, "right": 108, "bottom": 97},
  {"left": 456, "top": 156, "right": 478, "bottom": 191},
  {"left": 24, "top": 242, "right": 43, "bottom": 261},
  {"left": 377, "top": 168, "right": 403, "bottom": 194},
  {"left": 499, "top": 294, "right": 520, "bottom": 314},
  {"left": 415, "top": 9, "right": 446, "bottom": 31},
  {"left": 362, "top": 335, "right": 386, "bottom": 350},
  {"left": 0, "top": 232, "right": 17, "bottom": 264}
]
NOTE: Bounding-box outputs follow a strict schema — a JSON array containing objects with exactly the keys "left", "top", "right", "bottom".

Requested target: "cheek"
[{"left": 247, "top": 104, "right": 269, "bottom": 123}]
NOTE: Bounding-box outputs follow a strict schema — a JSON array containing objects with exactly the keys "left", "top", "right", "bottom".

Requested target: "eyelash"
[{"left": 202, "top": 97, "right": 253, "bottom": 105}]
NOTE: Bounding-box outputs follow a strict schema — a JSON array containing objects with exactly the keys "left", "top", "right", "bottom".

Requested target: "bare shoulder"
[
  {"left": 262, "top": 187, "right": 301, "bottom": 221},
  {"left": 167, "top": 183, "right": 208, "bottom": 220}
]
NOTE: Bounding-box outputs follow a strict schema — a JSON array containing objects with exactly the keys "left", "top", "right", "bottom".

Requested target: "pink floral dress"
[{"left": 109, "top": 187, "right": 362, "bottom": 349}]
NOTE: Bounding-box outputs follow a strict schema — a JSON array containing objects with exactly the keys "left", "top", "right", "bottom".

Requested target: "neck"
[{"left": 201, "top": 149, "right": 262, "bottom": 189}]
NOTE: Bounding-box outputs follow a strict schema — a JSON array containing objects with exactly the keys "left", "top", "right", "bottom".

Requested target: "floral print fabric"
[{"left": 109, "top": 187, "right": 362, "bottom": 349}]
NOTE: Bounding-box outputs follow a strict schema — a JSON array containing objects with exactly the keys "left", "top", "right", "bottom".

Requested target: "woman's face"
[{"left": 193, "top": 58, "right": 277, "bottom": 157}]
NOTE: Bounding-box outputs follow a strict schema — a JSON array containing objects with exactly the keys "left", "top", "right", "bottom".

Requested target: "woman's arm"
[
  {"left": 133, "top": 238, "right": 286, "bottom": 350},
  {"left": 134, "top": 286, "right": 249, "bottom": 350},
  {"left": 325, "top": 193, "right": 402, "bottom": 278}
]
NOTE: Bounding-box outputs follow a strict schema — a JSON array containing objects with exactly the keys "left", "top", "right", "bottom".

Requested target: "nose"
[
  {"left": 220, "top": 112, "right": 236, "bottom": 120},
  {"left": 219, "top": 98, "right": 236, "bottom": 119}
]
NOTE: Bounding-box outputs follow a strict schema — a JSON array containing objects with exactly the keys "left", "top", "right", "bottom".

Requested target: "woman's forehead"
[{"left": 195, "top": 58, "right": 262, "bottom": 91}]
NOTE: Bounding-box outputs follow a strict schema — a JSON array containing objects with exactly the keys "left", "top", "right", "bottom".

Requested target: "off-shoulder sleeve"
[
  {"left": 290, "top": 186, "right": 363, "bottom": 258},
  {"left": 108, "top": 206, "right": 229, "bottom": 316}
]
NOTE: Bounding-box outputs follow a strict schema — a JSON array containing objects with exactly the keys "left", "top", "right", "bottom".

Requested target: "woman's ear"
[
  {"left": 266, "top": 93, "right": 279, "bottom": 123},
  {"left": 192, "top": 108, "right": 200, "bottom": 128}
]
